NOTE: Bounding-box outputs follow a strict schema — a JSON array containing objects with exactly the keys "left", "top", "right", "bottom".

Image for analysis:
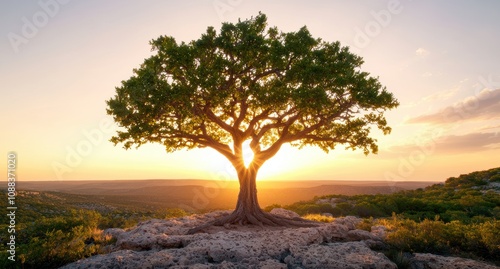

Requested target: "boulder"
[
  {"left": 409, "top": 253, "right": 500, "bottom": 269},
  {"left": 347, "top": 229, "right": 378, "bottom": 241},
  {"left": 286, "top": 242, "right": 397, "bottom": 269},
  {"left": 269, "top": 208, "right": 301, "bottom": 219},
  {"left": 332, "top": 216, "right": 362, "bottom": 230},
  {"left": 370, "top": 225, "right": 387, "bottom": 239}
]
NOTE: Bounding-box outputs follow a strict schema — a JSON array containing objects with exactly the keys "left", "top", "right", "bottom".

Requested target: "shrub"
[
  {"left": 383, "top": 250, "right": 412, "bottom": 269},
  {"left": 490, "top": 174, "right": 500, "bottom": 182},
  {"left": 353, "top": 202, "right": 384, "bottom": 218},
  {"left": 0, "top": 210, "right": 114, "bottom": 269},
  {"left": 380, "top": 215, "right": 499, "bottom": 262},
  {"left": 479, "top": 220, "right": 500, "bottom": 258},
  {"left": 303, "top": 214, "right": 334, "bottom": 223},
  {"left": 382, "top": 215, "right": 447, "bottom": 253}
]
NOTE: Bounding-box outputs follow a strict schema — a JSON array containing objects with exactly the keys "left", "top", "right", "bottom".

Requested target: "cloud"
[
  {"left": 479, "top": 124, "right": 500, "bottom": 132},
  {"left": 432, "top": 132, "right": 500, "bottom": 153},
  {"left": 407, "top": 89, "right": 500, "bottom": 124},
  {"left": 421, "top": 72, "right": 433, "bottom": 77},
  {"left": 415, "top": 47, "right": 430, "bottom": 57},
  {"left": 387, "top": 131, "right": 500, "bottom": 155}
]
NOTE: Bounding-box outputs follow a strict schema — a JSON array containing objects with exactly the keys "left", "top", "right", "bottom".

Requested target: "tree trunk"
[
  {"left": 212, "top": 166, "right": 312, "bottom": 227},
  {"left": 230, "top": 168, "right": 266, "bottom": 225},
  {"left": 187, "top": 164, "right": 318, "bottom": 234}
]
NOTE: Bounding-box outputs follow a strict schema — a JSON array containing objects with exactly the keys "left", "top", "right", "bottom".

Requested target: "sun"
[
  {"left": 242, "top": 140, "right": 254, "bottom": 168},
  {"left": 202, "top": 142, "right": 319, "bottom": 181},
  {"left": 242, "top": 143, "right": 315, "bottom": 180}
]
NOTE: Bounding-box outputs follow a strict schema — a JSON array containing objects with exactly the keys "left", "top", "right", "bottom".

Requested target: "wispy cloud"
[
  {"left": 421, "top": 72, "right": 433, "bottom": 77},
  {"left": 479, "top": 124, "right": 500, "bottom": 132},
  {"left": 407, "top": 89, "right": 500, "bottom": 124},
  {"left": 416, "top": 47, "right": 430, "bottom": 57},
  {"left": 387, "top": 131, "right": 500, "bottom": 155}
]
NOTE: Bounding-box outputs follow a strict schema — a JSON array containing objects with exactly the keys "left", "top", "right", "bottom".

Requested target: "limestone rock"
[
  {"left": 347, "top": 229, "right": 378, "bottom": 241},
  {"left": 316, "top": 222, "right": 349, "bottom": 241},
  {"left": 409, "top": 253, "right": 500, "bottom": 269},
  {"left": 103, "top": 228, "right": 125, "bottom": 239},
  {"left": 332, "top": 215, "right": 362, "bottom": 230},
  {"left": 370, "top": 225, "right": 387, "bottom": 239},
  {"left": 286, "top": 242, "right": 396, "bottom": 269},
  {"left": 269, "top": 208, "right": 301, "bottom": 219},
  {"left": 60, "top": 213, "right": 496, "bottom": 269}
]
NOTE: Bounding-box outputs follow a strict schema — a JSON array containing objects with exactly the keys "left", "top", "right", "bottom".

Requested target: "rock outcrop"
[
  {"left": 408, "top": 253, "right": 499, "bottom": 269},
  {"left": 60, "top": 210, "right": 499, "bottom": 269},
  {"left": 61, "top": 210, "right": 395, "bottom": 268}
]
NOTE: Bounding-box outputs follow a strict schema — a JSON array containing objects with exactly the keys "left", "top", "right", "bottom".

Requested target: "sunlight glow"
[{"left": 242, "top": 140, "right": 254, "bottom": 168}]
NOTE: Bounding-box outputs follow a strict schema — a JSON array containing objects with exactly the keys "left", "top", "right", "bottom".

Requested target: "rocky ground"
[{"left": 61, "top": 209, "right": 499, "bottom": 269}]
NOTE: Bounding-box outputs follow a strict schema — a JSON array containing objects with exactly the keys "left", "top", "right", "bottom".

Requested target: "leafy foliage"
[
  {"left": 107, "top": 13, "right": 398, "bottom": 170},
  {"left": 0, "top": 209, "right": 104, "bottom": 269},
  {"left": 378, "top": 215, "right": 500, "bottom": 261}
]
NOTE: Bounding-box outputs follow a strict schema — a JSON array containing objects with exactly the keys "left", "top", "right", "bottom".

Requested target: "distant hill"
[{"left": 10, "top": 179, "right": 437, "bottom": 211}]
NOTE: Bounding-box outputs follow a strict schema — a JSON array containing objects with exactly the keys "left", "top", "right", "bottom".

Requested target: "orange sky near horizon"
[{"left": 1, "top": 1, "right": 499, "bottom": 183}]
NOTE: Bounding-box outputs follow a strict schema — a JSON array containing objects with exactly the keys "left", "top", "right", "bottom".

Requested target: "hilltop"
[
  {"left": 0, "top": 168, "right": 498, "bottom": 268},
  {"left": 273, "top": 167, "right": 500, "bottom": 223},
  {"left": 59, "top": 167, "right": 500, "bottom": 269}
]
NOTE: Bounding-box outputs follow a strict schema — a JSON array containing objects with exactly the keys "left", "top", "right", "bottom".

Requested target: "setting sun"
[{"left": 242, "top": 140, "right": 254, "bottom": 168}]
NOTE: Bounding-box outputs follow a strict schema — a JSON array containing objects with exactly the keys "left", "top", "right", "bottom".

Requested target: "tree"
[{"left": 106, "top": 13, "right": 399, "bottom": 231}]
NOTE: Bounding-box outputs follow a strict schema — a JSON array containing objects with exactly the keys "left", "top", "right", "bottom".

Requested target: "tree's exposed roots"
[{"left": 187, "top": 210, "right": 319, "bottom": 234}]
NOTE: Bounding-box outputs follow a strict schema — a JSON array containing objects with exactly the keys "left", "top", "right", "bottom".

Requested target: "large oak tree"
[{"left": 107, "top": 13, "right": 399, "bottom": 230}]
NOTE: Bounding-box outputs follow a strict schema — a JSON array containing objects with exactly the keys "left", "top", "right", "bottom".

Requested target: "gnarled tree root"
[{"left": 187, "top": 210, "right": 319, "bottom": 234}]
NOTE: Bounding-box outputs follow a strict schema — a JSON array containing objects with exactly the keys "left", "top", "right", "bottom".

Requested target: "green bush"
[
  {"left": 380, "top": 215, "right": 499, "bottom": 262},
  {"left": 353, "top": 202, "right": 384, "bottom": 218},
  {"left": 479, "top": 220, "right": 500, "bottom": 258},
  {"left": 490, "top": 174, "right": 500, "bottom": 182},
  {"left": 380, "top": 217, "right": 447, "bottom": 253},
  {"left": 0, "top": 210, "right": 112, "bottom": 269}
]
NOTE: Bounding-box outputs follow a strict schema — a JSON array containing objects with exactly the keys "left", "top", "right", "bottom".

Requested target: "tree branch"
[
  {"left": 243, "top": 108, "right": 271, "bottom": 138},
  {"left": 202, "top": 105, "right": 239, "bottom": 137},
  {"left": 233, "top": 98, "right": 248, "bottom": 130},
  {"left": 162, "top": 129, "right": 236, "bottom": 163}
]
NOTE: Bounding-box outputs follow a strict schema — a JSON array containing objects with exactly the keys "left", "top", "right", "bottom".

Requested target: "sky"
[{"left": 1, "top": 0, "right": 499, "bottom": 183}]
